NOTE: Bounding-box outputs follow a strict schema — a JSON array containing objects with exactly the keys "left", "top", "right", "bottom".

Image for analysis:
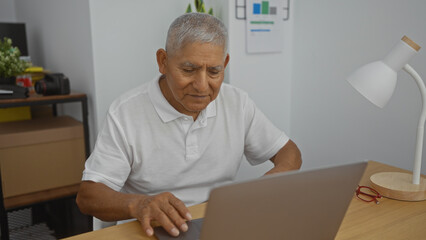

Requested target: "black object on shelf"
[
  {"left": 0, "top": 85, "right": 29, "bottom": 99},
  {"left": 34, "top": 73, "right": 70, "bottom": 96},
  {"left": 0, "top": 77, "right": 16, "bottom": 85}
]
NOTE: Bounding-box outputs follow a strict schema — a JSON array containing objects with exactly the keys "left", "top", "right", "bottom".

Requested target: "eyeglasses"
[{"left": 356, "top": 185, "right": 382, "bottom": 204}]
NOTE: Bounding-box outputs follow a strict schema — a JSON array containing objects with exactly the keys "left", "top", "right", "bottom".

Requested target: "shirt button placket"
[{"left": 185, "top": 130, "right": 198, "bottom": 160}]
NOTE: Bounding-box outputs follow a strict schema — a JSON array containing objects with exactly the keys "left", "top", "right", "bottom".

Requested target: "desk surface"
[{"left": 65, "top": 161, "right": 426, "bottom": 240}]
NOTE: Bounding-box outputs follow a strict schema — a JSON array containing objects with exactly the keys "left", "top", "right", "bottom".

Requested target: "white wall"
[
  {"left": 0, "top": 0, "right": 16, "bottom": 22},
  {"left": 225, "top": 0, "right": 293, "bottom": 132},
  {"left": 88, "top": 0, "right": 191, "bottom": 131},
  {"left": 291, "top": 0, "right": 426, "bottom": 174},
  {"left": 222, "top": 0, "right": 294, "bottom": 180},
  {"left": 14, "top": 0, "right": 97, "bottom": 146}
]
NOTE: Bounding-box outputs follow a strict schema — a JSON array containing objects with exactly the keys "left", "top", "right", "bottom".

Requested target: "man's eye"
[
  {"left": 183, "top": 69, "right": 194, "bottom": 73},
  {"left": 209, "top": 71, "right": 220, "bottom": 75}
]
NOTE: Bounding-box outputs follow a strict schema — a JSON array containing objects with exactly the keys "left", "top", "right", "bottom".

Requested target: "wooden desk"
[
  {"left": 64, "top": 161, "right": 426, "bottom": 240},
  {"left": 335, "top": 161, "right": 426, "bottom": 240}
]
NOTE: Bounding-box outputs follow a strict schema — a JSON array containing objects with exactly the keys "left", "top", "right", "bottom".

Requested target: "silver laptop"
[{"left": 155, "top": 162, "right": 367, "bottom": 240}]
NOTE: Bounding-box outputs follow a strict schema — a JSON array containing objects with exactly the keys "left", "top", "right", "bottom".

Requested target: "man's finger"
[
  {"left": 156, "top": 211, "right": 180, "bottom": 237},
  {"left": 169, "top": 195, "right": 192, "bottom": 221},
  {"left": 140, "top": 215, "right": 154, "bottom": 237},
  {"left": 161, "top": 204, "right": 189, "bottom": 232}
]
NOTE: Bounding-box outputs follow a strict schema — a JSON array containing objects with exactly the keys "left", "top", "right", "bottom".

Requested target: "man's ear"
[
  {"left": 156, "top": 49, "right": 168, "bottom": 74},
  {"left": 224, "top": 53, "right": 230, "bottom": 69}
]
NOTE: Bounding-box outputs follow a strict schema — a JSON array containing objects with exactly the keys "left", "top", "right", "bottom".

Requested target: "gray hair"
[{"left": 166, "top": 12, "right": 228, "bottom": 57}]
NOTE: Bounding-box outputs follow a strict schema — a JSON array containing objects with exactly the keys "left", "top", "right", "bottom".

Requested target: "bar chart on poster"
[{"left": 246, "top": 0, "right": 288, "bottom": 53}]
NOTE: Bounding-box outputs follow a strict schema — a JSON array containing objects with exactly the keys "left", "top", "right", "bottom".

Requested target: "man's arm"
[
  {"left": 265, "top": 140, "right": 302, "bottom": 175},
  {"left": 76, "top": 181, "right": 192, "bottom": 237}
]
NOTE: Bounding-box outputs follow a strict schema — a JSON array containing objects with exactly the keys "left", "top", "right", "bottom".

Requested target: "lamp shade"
[{"left": 347, "top": 61, "right": 397, "bottom": 108}]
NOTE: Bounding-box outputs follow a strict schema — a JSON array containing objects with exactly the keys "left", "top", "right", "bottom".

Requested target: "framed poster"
[{"left": 246, "top": 0, "right": 288, "bottom": 53}]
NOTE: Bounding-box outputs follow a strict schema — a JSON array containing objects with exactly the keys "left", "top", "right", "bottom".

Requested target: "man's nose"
[{"left": 193, "top": 71, "right": 209, "bottom": 92}]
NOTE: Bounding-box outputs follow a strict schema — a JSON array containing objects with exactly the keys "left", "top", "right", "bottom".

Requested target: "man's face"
[{"left": 157, "top": 42, "right": 229, "bottom": 119}]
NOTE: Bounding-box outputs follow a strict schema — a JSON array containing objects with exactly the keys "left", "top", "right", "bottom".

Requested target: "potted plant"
[
  {"left": 186, "top": 0, "right": 213, "bottom": 15},
  {"left": 0, "top": 37, "right": 31, "bottom": 84}
]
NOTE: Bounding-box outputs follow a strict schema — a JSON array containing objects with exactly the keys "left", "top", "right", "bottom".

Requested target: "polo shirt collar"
[{"left": 149, "top": 75, "right": 217, "bottom": 123}]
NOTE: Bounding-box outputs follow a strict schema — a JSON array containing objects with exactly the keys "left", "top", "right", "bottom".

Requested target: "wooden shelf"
[
  {"left": 0, "top": 92, "right": 90, "bottom": 240},
  {"left": 4, "top": 183, "right": 80, "bottom": 210},
  {"left": 0, "top": 92, "right": 87, "bottom": 105}
]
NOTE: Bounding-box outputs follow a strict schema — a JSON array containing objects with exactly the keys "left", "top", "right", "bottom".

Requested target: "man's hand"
[
  {"left": 76, "top": 182, "right": 192, "bottom": 238},
  {"left": 129, "top": 192, "right": 193, "bottom": 237}
]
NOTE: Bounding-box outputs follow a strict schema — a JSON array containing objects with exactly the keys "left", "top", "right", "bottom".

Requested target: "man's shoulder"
[
  {"left": 108, "top": 80, "right": 152, "bottom": 115},
  {"left": 218, "top": 83, "right": 250, "bottom": 104},
  {"left": 219, "top": 83, "right": 248, "bottom": 97}
]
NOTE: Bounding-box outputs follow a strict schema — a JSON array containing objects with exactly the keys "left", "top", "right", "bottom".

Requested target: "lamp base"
[{"left": 370, "top": 172, "right": 426, "bottom": 201}]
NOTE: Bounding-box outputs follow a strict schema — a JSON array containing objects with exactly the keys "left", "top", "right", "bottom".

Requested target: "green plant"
[
  {"left": 186, "top": 0, "right": 213, "bottom": 15},
  {"left": 0, "top": 37, "right": 30, "bottom": 78}
]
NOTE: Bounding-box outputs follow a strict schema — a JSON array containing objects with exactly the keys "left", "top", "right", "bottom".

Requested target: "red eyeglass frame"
[{"left": 356, "top": 185, "right": 382, "bottom": 204}]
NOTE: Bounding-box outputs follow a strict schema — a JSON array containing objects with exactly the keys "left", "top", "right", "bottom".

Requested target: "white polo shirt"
[{"left": 82, "top": 75, "right": 289, "bottom": 206}]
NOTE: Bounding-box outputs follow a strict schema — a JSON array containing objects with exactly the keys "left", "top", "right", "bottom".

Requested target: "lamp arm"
[{"left": 403, "top": 64, "right": 425, "bottom": 184}]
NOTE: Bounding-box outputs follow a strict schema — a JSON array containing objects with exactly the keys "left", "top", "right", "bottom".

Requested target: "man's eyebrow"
[
  {"left": 179, "top": 62, "right": 224, "bottom": 71},
  {"left": 207, "top": 65, "right": 224, "bottom": 71},
  {"left": 179, "top": 62, "right": 200, "bottom": 68}
]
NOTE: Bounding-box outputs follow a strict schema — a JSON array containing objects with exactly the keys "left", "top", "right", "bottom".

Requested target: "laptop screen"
[{"left": 154, "top": 162, "right": 366, "bottom": 240}]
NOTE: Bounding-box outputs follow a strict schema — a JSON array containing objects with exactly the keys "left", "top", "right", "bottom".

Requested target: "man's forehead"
[{"left": 172, "top": 41, "right": 226, "bottom": 56}]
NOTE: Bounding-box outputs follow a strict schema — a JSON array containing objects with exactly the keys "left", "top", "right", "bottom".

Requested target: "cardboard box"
[{"left": 0, "top": 116, "right": 85, "bottom": 198}]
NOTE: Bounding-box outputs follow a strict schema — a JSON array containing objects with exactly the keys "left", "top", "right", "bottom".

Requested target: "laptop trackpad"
[{"left": 154, "top": 218, "right": 204, "bottom": 240}]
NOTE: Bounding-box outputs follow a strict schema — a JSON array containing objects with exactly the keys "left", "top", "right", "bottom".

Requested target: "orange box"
[{"left": 0, "top": 116, "right": 85, "bottom": 198}]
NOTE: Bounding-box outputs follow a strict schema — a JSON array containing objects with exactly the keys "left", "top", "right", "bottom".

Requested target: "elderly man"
[{"left": 76, "top": 12, "right": 301, "bottom": 237}]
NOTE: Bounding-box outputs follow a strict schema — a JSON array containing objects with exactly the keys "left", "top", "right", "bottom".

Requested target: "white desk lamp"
[{"left": 348, "top": 36, "right": 426, "bottom": 201}]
